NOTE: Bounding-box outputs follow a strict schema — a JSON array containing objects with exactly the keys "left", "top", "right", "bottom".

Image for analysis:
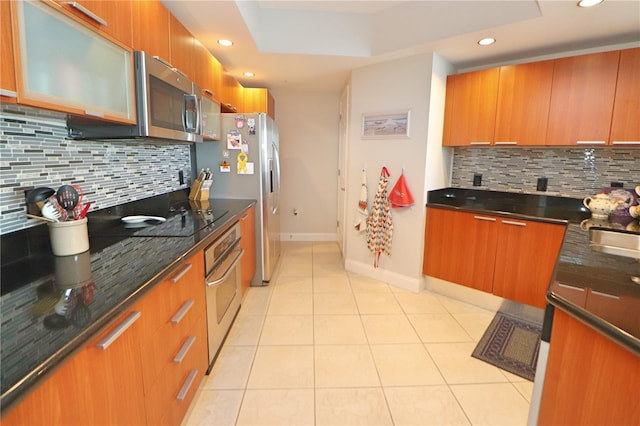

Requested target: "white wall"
[
  {"left": 344, "top": 52, "right": 452, "bottom": 292},
  {"left": 271, "top": 90, "right": 341, "bottom": 241}
]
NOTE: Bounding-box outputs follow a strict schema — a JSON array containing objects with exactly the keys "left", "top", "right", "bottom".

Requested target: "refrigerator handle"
[{"left": 272, "top": 142, "right": 281, "bottom": 214}]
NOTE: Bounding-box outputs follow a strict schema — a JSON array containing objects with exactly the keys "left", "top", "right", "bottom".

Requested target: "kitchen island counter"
[{"left": 0, "top": 191, "right": 255, "bottom": 413}]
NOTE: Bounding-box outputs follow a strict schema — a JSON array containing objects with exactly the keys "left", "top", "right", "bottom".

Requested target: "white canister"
[{"left": 48, "top": 218, "right": 89, "bottom": 256}]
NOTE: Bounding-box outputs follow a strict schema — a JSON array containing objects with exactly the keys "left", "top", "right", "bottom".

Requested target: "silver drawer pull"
[
  {"left": 177, "top": 369, "right": 198, "bottom": 401},
  {"left": 170, "top": 263, "right": 193, "bottom": 283},
  {"left": 174, "top": 336, "right": 196, "bottom": 364},
  {"left": 502, "top": 220, "right": 526, "bottom": 227},
  {"left": 171, "top": 300, "right": 194, "bottom": 324},
  {"left": 96, "top": 311, "right": 141, "bottom": 350},
  {"left": 65, "top": 2, "right": 108, "bottom": 26},
  {"left": 473, "top": 216, "right": 496, "bottom": 222},
  {"left": 591, "top": 290, "right": 620, "bottom": 300},
  {"left": 558, "top": 283, "right": 585, "bottom": 292}
]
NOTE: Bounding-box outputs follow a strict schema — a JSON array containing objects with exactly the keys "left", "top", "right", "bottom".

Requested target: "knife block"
[{"left": 189, "top": 177, "right": 213, "bottom": 201}]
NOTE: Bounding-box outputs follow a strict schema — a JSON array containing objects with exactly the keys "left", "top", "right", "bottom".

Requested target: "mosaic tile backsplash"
[
  {"left": 451, "top": 147, "right": 640, "bottom": 199},
  {"left": 1, "top": 105, "right": 192, "bottom": 234}
]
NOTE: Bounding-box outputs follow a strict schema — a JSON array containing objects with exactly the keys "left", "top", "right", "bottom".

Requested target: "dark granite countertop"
[
  {"left": 0, "top": 190, "right": 255, "bottom": 412},
  {"left": 426, "top": 187, "right": 640, "bottom": 355}
]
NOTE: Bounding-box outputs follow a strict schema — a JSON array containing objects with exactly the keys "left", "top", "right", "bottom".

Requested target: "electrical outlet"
[
  {"left": 473, "top": 173, "right": 482, "bottom": 187},
  {"left": 610, "top": 181, "right": 624, "bottom": 188},
  {"left": 537, "top": 177, "right": 548, "bottom": 192}
]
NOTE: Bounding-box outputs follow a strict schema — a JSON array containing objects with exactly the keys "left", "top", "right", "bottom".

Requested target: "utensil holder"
[{"left": 48, "top": 218, "right": 89, "bottom": 256}]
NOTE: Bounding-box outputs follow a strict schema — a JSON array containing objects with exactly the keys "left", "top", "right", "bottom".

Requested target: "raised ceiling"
[{"left": 162, "top": 0, "right": 640, "bottom": 93}]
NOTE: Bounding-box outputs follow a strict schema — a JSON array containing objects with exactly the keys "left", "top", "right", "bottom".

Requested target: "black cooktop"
[{"left": 87, "top": 191, "right": 229, "bottom": 239}]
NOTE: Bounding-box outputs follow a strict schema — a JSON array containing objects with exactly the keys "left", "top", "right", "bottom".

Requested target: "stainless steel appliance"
[
  {"left": 195, "top": 113, "right": 281, "bottom": 286},
  {"left": 68, "top": 51, "right": 202, "bottom": 143},
  {"left": 204, "top": 223, "right": 243, "bottom": 372}
]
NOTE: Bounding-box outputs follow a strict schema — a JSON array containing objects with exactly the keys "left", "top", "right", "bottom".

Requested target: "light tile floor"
[{"left": 183, "top": 242, "right": 533, "bottom": 426}]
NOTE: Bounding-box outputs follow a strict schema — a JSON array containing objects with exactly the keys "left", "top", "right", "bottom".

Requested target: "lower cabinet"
[
  {"left": 2, "top": 307, "right": 147, "bottom": 425},
  {"left": 2, "top": 250, "right": 207, "bottom": 426},
  {"left": 538, "top": 309, "right": 640, "bottom": 425},
  {"left": 423, "top": 207, "right": 566, "bottom": 308},
  {"left": 239, "top": 205, "right": 256, "bottom": 296}
]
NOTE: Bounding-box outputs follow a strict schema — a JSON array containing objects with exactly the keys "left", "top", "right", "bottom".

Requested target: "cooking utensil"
[
  {"left": 26, "top": 213, "right": 57, "bottom": 223},
  {"left": 26, "top": 187, "right": 55, "bottom": 205},
  {"left": 56, "top": 185, "right": 80, "bottom": 212},
  {"left": 78, "top": 202, "right": 91, "bottom": 219},
  {"left": 41, "top": 201, "right": 62, "bottom": 222},
  {"left": 72, "top": 184, "right": 85, "bottom": 219},
  {"left": 44, "top": 195, "right": 69, "bottom": 221}
]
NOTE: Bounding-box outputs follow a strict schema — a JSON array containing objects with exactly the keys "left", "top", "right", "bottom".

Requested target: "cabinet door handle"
[
  {"left": 203, "top": 89, "right": 216, "bottom": 97},
  {"left": 171, "top": 300, "right": 194, "bottom": 324},
  {"left": 473, "top": 216, "right": 496, "bottom": 222},
  {"left": 502, "top": 220, "right": 526, "bottom": 227},
  {"left": 95, "top": 311, "right": 141, "bottom": 350},
  {"left": 241, "top": 213, "right": 249, "bottom": 221},
  {"left": 177, "top": 369, "right": 198, "bottom": 401},
  {"left": 0, "top": 89, "right": 18, "bottom": 98},
  {"left": 611, "top": 141, "right": 640, "bottom": 145},
  {"left": 173, "top": 335, "right": 196, "bottom": 364},
  {"left": 576, "top": 140, "right": 606, "bottom": 145},
  {"left": 170, "top": 263, "right": 193, "bottom": 284},
  {"left": 591, "top": 290, "right": 620, "bottom": 300},
  {"left": 469, "top": 141, "right": 491, "bottom": 145},
  {"left": 65, "top": 2, "right": 108, "bottom": 26},
  {"left": 495, "top": 141, "right": 518, "bottom": 145}
]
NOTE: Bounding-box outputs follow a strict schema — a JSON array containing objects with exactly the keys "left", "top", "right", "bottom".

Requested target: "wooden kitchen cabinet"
[
  {"left": 51, "top": 0, "right": 132, "bottom": 47},
  {"left": 442, "top": 68, "right": 499, "bottom": 146},
  {"left": 138, "top": 250, "right": 207, "bottom": 424},
  {"left": 1, "top": 0, "right": 17, "bottom": 101},
  {"left": 423, "top": 208, "right": 497, "bottom": 293},
  {"left": 169, "top": 13, "right": 195, "bottom": 80},
  {"left": 492, "top": 218, "right": 565, "bottom": 309},
  {"left": 194, "top": 39, "right": 223, "bottom": 102},
  {"left": 244, "top": 88, "right": 276, "bottom": 119},
  {"left": 220, "top": 70, "right": 244, "bottom": 113},
  {"left": 538, "top": 309, "right": 640, "bottom": 425},
  {"left": 11, "top": 0, "right": 136, "bottom": 123},
  {"left": 132, "top": 0, "right": 170, "bottom": 62},
  {"left": 1, "top": 307, "right": 147, "bottom": 426},
  {"left": 423, "top": 207, "right": 565, "bottom": 308},
  {"left": 494, "top": 60, "right": 554, "bottom": 146},
  {"left": 545, "top": 50, "right": 620, "bottom": 146},
  {"left": 239, "top": 205, "right": 257, "bottom": 296},
  {"left": 609, "top": 47, "right": 640, "bottom": 145}
]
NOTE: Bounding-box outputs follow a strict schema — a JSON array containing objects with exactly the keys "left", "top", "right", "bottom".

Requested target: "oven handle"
[{"left": 206, "top": 248, "right": 244, "bottom": 287}]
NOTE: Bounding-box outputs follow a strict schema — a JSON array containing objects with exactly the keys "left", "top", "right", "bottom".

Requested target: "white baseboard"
[
  {"left": 345, "top": 259, "right": 423, "bottom": 293},
  {"left": 280, "top": 233, "right": 337, "bottom": 242}
]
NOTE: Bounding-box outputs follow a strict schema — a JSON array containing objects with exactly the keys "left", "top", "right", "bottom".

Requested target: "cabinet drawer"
[{"left": 145, "top": 313, "right": 208, "bottom": 426}]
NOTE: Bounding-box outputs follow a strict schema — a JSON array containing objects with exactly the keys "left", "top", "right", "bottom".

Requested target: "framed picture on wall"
[{"left": 361, "top": 110, "right": 410, "bottom": 138}]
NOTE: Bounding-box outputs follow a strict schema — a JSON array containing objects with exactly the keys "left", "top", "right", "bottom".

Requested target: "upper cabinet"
[
  {"left": 546, "top": 50, "right": 620, "bottom": 146},
  {"left": 443, "top": 48, "right": 638, "bottom": 147},
  {"left": 132, "top": 0, "right": 170, "bottom": 62},
  {"left": 11, "top": 0, "right": 136, "bottom": 123},
  {"left": 220, "top": 70, "right": 244, "bottom": 113},
  {"left": 50, "top": 0, "right": 132, "bottom": 47},
  {"left": 609, "top": 47, "right": 640, "bottom": 145},
  {"left": 494, "top": 60, "right": 554, "bottom": 146},
  {"left": 194, "top": 39, "right": 222, "bottom": 102},
  {"left": 244, "top": 88, "right": 275, "bottom": 119},
  {"left": 442, "top": 68, "right": 499, "bottom": 146},
  {"left": 169, "top": 13, "right": 195, "bottom": 80},
  {"left": 1, "top": 0, "right": 17, "bottom": 101}
]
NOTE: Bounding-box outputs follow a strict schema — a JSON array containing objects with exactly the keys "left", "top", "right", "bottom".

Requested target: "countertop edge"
[
  {"left": 425, "top": 202, "right": 570, "bottom": 225},
  {"left": 0, "top": 199, "right": 257, "bottom": 415},
  {"left": 546, "top": 290, "right": 640, "bottom": 356}
]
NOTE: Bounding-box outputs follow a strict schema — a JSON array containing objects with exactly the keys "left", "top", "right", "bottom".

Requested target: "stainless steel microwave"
[{"left": 68, "top": 51, "right": 202, "bottom": 143}]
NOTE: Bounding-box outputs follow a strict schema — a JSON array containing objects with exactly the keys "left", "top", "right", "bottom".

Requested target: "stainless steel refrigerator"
[{"left": 195, "top": 113, "right": 281, "bottom": 286}]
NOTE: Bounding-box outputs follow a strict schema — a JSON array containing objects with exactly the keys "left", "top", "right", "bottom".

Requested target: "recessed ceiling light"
[
  {"left": 218, "top": 39, "right": 233, "bottom": 47},
  {"left": 243, "top": 72, "right": 255, "bottom": 77},
  {"left": 577, "top": 0, "right": 604, "bottom": 7},
  {"left": 478, "top": 37, "right": 496, "bottom": 46}
]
